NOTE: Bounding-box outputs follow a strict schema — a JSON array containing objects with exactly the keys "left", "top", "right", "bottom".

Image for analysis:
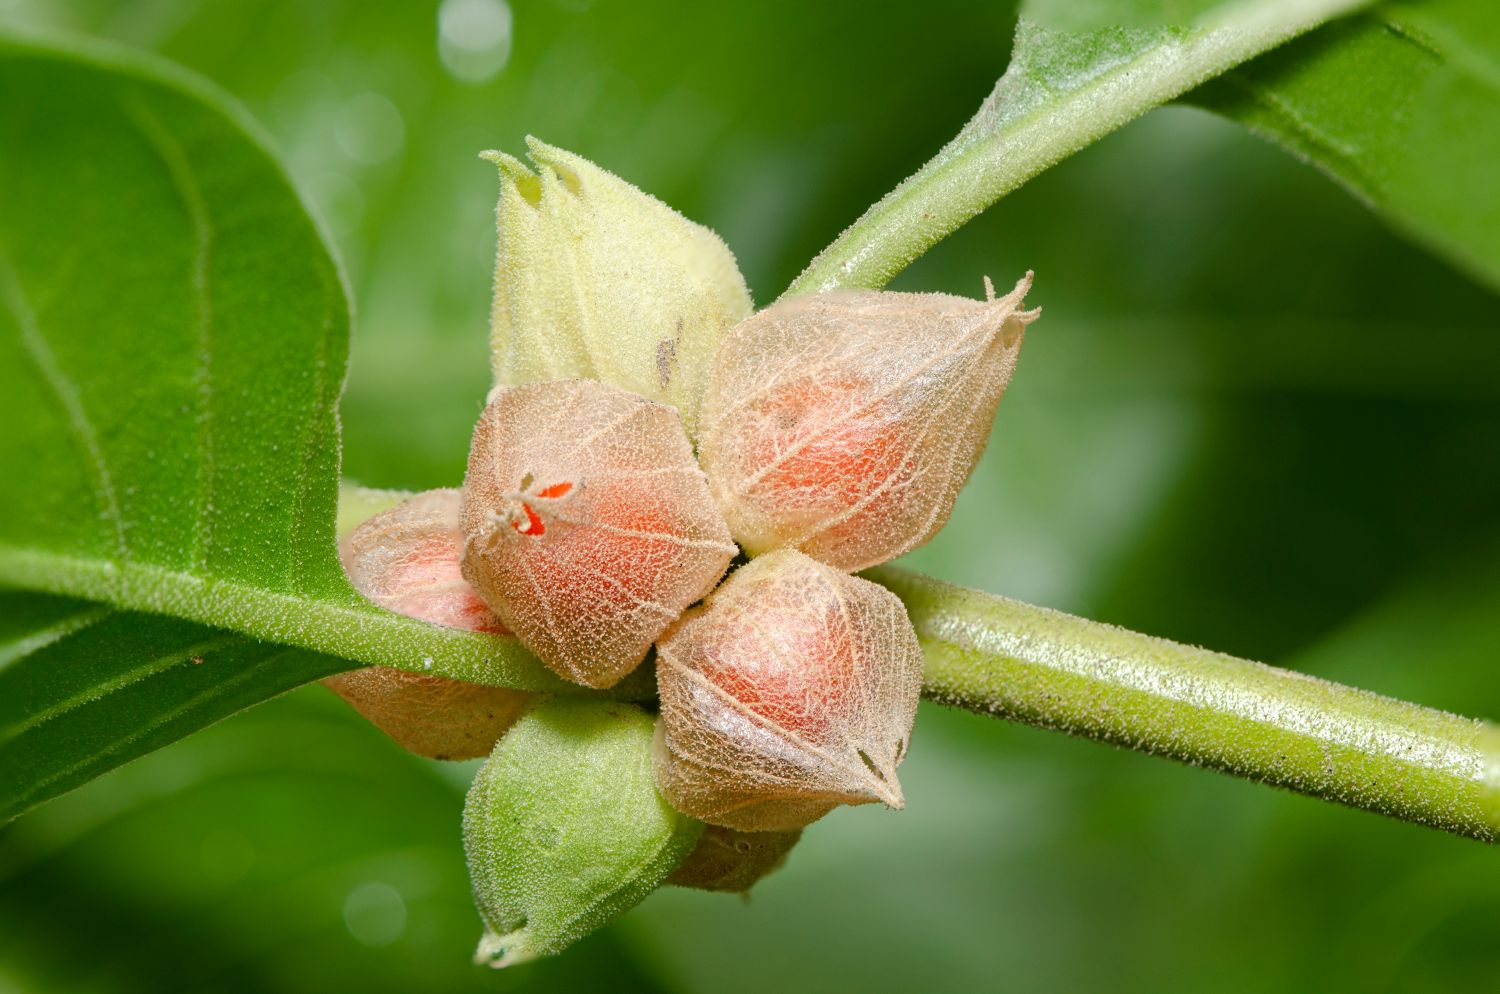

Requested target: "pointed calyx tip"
[
  {"left": 979, "top": 270, "right": 1035, "bottom": 307},
  {"left": 481, "top": 149, "right": 542, "bottom": 204},
  {"left": 988, "top": 270, "right": 1040, "bottom": 336},
  {"left": 523, "top": 135, "right": 584, "bottom": 190},
  {"left": 869, "top": 775, "right": 905, "bottom": 810},
  {"left": 473, "top": 929, "right": 532, "bottom": 969},
  {"left": 484, "top": 139, "right": 752, "bottom": 435}
]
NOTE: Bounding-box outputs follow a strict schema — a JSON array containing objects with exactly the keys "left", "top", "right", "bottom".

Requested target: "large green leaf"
[
  {"left": 0, "top": 30, "right": 564, "bottom": 693},
  {"left": 1191, "top": 0, "right": 1500, "bottom": 293},
  {"left": 0, "top": 590, "right": 349, "bottom": 822}
]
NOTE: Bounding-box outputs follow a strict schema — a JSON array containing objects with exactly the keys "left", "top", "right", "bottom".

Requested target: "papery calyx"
[
  {"left": 698, "top": 274, "right": 1038, "bottom": 571},
  {"left": 460, "top": 379, "right": 737, "bottom": 689},
  {"left": 653, "top": 549, "right": 923, "bottom": 832},
  {"left": 328, "top": 488, "right": 532, "bottom": 760}
]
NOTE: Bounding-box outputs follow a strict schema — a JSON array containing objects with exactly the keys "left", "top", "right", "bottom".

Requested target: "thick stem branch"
[
  {"left": 785, "top": 0, "right": 1371, "bottom": 296},
  {"left": 870, "top": 566, "right": 1500, "bottom": 844}
]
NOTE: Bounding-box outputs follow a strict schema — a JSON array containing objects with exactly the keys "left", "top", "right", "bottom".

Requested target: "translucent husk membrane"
[
  {"left": 653, "top": 549, "right": 924, "bottom": 831},
  {"left": 697, "top": 275, "right": 1039, "bottom": 571},
  {"left": 666, "top": 824, "right": 803, "bottom": 893},
  {"left": 460, "top": 379, "right": 737, "bottom": 688},
  {"left": 326, "top": 488, "right": 532, "bottom": 760}
]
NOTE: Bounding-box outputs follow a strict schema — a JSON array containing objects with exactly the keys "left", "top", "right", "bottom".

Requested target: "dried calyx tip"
[
  {"left": 869, "top": 775, "right": 906, "bottom": 810},
  {"left": 979, "top": 272, "right": 1040, "bottom": 348},
  {"left": 473, "top": 929, "right": 535, "bottom": 970},
  {"left": 981, "top": 270, "right": 1034, "bottom": 304}
]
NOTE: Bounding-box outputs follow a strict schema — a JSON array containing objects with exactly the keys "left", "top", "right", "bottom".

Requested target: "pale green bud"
[
  {"left": 483, "top": 137, "right": 753, "bottom": 437},
  {"left": 464, "top": 697, "right": 704, "bottom": 968}
]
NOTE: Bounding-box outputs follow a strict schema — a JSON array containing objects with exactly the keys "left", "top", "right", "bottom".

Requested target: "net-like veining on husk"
[
  {"left": 327, "top": 488, "right": 533, "bottom": 760},
  {"left": 697, "top": 275, "right": 1038, "bottom": 572},
  {"left": 653, "top": 549, "right": 923, "bottom": 831},
  {"left": 461, "top": 380, "right": 737, "bottom": 688}
]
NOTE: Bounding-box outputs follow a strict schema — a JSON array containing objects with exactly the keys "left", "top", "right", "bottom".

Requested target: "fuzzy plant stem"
[
  {"left": 784, "top": 0, "right": 1373, "bottom": 296},
  {"left": 869, "top": 566, "right": 1500, "bottom": 844}
]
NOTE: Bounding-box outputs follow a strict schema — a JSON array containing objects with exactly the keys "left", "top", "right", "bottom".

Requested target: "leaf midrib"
[{"left": 0, "top": 545, "right": 593, "bottom": 696}]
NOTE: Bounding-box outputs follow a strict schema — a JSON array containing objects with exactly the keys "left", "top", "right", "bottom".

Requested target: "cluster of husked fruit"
[{"left": 330, "top": 137, "right": 1037, "bottom": 968}]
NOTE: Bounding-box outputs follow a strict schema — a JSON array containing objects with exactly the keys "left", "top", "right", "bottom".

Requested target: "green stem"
[
  {"left": 785, "top": 0, "right": 1372, "bottom": 295},
  {"left": 870, "top": 566, "right": 1500, "bottom": 844}
]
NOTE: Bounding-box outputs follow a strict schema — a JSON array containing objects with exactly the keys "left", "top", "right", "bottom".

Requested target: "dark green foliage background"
[{"left": 1, "top": 1, "right": 1497, "bottom": 992}]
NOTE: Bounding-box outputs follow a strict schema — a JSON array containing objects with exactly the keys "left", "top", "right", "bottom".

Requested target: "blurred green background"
[{"left": 3, "top": 1, "right": 1499, "bottom": 991}]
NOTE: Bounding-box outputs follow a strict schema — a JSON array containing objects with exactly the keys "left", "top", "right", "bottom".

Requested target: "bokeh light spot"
[
  {"left": 342, "top": 881, "right": 408, "bottom": 947},
  {"left": 335, "top": 92, "right": 406, "bottom": 166},
  {"left": 438, "top": 0, "right": 513, "bottom": 85}
]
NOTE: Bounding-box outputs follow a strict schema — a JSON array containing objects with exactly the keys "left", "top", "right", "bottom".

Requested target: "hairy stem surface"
[
  {"left": 872, "top": 566, "right": 1500, "bottom": 844},
  {"left": 786, "top": 0, "right": 1371, "bottom": 295}
]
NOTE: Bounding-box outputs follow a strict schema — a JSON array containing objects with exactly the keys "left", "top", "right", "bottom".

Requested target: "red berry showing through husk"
[
  {"left": 460, "top": 379, "right": 738, "bottom": 689},
  {"left": 327, "top": 488, "right": 533, "bottom": 761},
  {"left": 653, "top": 549, "right": 923, "bottom": 832},
  {"left": 697, "top": 274, "right": 1039, "bottom": 572}
]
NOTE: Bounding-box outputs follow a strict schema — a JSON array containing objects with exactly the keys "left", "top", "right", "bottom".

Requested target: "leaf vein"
[{"left": 0, "top": 241, "right": 129, "bottom": 566}]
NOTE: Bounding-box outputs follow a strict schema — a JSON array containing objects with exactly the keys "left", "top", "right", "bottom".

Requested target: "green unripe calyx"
[{"left": 464, "top": 697, "right": 703, "bottom": 968}]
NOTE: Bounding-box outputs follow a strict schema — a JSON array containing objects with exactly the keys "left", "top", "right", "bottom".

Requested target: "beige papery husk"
[
  {"left": 326, "top": 488, "right": 533, "bottom": 761},
  {"left": 461, "top": 379, "right": 737, "bottom": 689},
  {"left": 666, "top": 824, "right": 803, "bottom": 894},
  {"left": 653, "top": 549, "right": 924, "bottom": 832},
  {"left": 697, "top": 274, "right": 1039, "bottom": 572}
]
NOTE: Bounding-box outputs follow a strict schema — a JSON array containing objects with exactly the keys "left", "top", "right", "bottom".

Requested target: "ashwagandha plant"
[{"left": 2, "top": 0, "right": 1499, "bottom": 971}]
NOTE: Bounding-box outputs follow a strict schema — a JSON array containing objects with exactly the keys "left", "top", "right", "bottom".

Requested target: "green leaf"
[
  {"left": 0, "top": 589, "right": 349, "bottom": 822},
  {"left": 1189, "top": 1, "right": 1500, "bottom": 293},
  {"left": 787, "top": 0, "right": 1372, "bottom": 294},
  {"left": 0, "top": 31, "right": 573, "bottom": 692}
]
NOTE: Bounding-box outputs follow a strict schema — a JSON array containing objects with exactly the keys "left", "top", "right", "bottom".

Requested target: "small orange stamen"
[
  {"left": 512, "top": 480, "right": 573, "bottom": 536},
  {"left": 514, "top": 502, "right": 546, "bottom": 535}
]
